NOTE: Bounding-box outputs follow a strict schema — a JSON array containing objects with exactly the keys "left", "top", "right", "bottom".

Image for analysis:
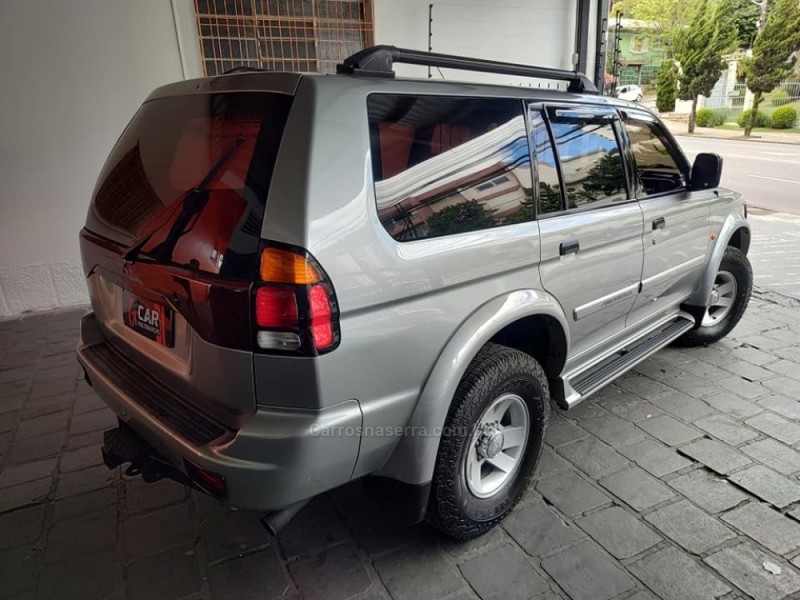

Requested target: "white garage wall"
[
  {"left": 0, "top": 0, "right": 202, "bottom": 317},
  {"left": 373, "top": 0, "right": 582, "bottom": 86}
]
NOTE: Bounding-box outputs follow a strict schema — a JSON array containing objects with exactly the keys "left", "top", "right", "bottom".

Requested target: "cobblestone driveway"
[{"left": 3, "top": 294, "right": 800, "bottom": 600}]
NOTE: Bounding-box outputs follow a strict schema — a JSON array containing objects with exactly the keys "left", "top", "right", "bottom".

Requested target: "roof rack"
[{"left": 336, "top": 45, "right": 598, "bottom": 94}]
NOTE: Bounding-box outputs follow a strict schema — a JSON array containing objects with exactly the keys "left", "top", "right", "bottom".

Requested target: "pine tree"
[
  {"left": 656, "top": 61, "right": 679, "bottom": 113},
  {"left": 744, "top": 0, "right": 800, "bottom": 137},
  {"left": 674, "top": 0, "right": 738, "bottom": 133}
]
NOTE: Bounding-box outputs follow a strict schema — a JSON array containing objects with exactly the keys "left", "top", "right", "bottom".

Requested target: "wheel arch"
[
  {"left": 686, "top": 213, "right": 750, "bottom": 307},
  {"left": 375, "top": 289, "right": 569, "bottom": 486}
]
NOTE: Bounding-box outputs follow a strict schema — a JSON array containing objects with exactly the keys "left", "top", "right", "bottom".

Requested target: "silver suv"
[{"left": 77, "top": 46, "right": 752, "bottom": 539}]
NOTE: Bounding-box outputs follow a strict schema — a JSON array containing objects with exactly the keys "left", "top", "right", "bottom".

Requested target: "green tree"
[
  {"left": 732, "top": 0, "right": 760, "bottom": 49},
  {"left": 744, "top": 0, "right": 800, "bottom": 137},
  {"left": 656, "top": 60, "right": 679, "bottom": 112},
  {"left": 426, "top": 200, "right": 497, "bottom": 237},
  {"left": 625, "top": 0, "right": 696, "bottom": 51},
  {"left": 674, "top": 0, "right": 738, "bottom": 133}
]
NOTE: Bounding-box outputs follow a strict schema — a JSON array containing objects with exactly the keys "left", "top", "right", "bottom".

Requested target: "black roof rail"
[
  {"left": 223, "top": 66, "right": 267, "bottom": 75},
  {"left": 336, "top": 45, "right": 598, "bottom": 94}
]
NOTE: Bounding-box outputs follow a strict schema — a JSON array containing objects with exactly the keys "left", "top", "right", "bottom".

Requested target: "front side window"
[
  {"left": 624, "top": 117, "right": 686, "bottom": 197},
  {"left": 548, "top": 110, "right": 628, "bottom": 210},
  {"left": 368, "top": 95, "right": 533, "bottom": 241}
]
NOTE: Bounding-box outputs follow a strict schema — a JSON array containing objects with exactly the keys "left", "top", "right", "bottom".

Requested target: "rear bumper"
[{"left": 77, "top": 312, "right": 362, "bottom": 511}]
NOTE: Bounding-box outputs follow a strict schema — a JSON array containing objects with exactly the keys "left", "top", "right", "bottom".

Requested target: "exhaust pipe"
[{"left": 261, "top": 499, "right": 310, "bottom": 536}]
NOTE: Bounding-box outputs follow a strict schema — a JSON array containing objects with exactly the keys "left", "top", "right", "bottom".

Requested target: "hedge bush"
[
  {"left": 770, "top": 90, "right": 791, "bottom": 107},
  {"left": 696, "top": 108, "right": 728, "bottom": 127},
  {"left": 771, "top": 105, "right": 798, "bottom": 129},
  {"left": 738, "top": 109, "right": 771, "bottom": 128}
]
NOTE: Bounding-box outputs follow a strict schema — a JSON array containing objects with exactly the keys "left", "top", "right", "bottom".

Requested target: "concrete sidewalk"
[{"left": 662, "top": 118, "right": 800, "bottom": 145}]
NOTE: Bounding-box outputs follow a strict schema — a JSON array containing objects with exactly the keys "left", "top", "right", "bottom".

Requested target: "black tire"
[
  {"left": 426, "top": 343, "right": 550, "bottom": 540},
  {"left": 676, "top": 246, "right": 752, "bottom": 347}
]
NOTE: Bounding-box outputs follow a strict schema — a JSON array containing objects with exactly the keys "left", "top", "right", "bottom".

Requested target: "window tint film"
[
  {"left": 368, "top": 95, "right": 533, "bottom": 241},
  {"left": 548, "top": 110, "right": 627, "bottom": 209},
  {"left": 624, "top": 117, "right": 686, "bottom": 197},
  {"left": 528, "top": 110, "right": 563, "bottom": 214}
]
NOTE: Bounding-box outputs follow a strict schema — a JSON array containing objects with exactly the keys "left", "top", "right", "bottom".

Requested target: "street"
[
  {"left": 674, "top": 135, "right": 800, "bottom": 300},
  {"left": 675, "top": 136, "right": 800, "bottom": 216}
]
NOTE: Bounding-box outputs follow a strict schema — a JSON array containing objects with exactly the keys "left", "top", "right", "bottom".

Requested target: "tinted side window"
[
  {"left": 529, "top": 110, "right": 564, "bottom": 215},
  {"left": 368, "top": 95, "right": 532, "bottom": 241},
  {"left": 625, "top": 117, "right": 686, "bottom": 197},
  {"left": 549, "top": 112, "right": 627, "bottom": 209}
]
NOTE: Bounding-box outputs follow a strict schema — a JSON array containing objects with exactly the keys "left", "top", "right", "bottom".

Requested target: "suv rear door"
[
  {"left": 530, "top": 104, "right": 644, "bottom": 365},
  {"left": 620, "top": 109, "right": 711, "bottom": 326}
]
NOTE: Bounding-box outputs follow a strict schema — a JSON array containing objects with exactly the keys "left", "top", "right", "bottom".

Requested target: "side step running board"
[{"left": 570, "top": 317, "right": 695, "bottom": 399}]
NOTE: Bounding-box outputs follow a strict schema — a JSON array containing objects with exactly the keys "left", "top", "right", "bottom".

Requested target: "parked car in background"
[
  {"left": 77, "top": 46, "right": 752, "bottom": 540},
  {"left": 617, "top": 84, "right": 644, "bottom": 102}
]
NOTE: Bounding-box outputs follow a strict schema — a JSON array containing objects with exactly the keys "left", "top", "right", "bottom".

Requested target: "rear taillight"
[{"left": 254, "top": 243, "right": 340, "bottom": 355}]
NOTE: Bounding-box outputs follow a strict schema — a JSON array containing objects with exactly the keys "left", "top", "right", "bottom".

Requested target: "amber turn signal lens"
[{"left": 260, "top": 248, "right": 320, "bottom": 284}]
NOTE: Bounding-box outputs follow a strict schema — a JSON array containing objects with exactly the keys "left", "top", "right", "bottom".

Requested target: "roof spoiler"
[{"left": 336, "top": 45, "right": 598, "bottom": 94}]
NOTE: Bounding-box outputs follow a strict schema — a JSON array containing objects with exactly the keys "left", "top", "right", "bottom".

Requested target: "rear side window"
[
  {"left": 367, "top": 95, "right": 532, "bottom": 241},
  {"left": 88, "top": 92, "right": 292, "bottom": 279},
  {"left": 624, "top": 117, "right": 686, "bottom": 197},
  {"left": 548, "top": 109, "right": 627, "bottom": 210}
]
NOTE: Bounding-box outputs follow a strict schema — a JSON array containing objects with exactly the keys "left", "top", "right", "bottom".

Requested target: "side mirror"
[{"left": 690, "top": 153, "right": 722, "bottom": 190}]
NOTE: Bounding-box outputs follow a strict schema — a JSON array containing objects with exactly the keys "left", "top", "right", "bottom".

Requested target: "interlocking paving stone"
[
  {"left": 667, "top": 469, "right": 749, "bottom": 513},
  {"left": 658, "top": 375, "right": 717, "bottom": 400},
  {"left": 536, "top": 471, "right": 611, "bottom": 517},
  {"left": 537, "top": 446, "right": 572, "bottom": 478},
  {"left": 596, "top": 392, "right": 664, "bottom": 422},
  {"left": 123, "top": 502, "right": 195, "bottom": 558},
  {"left": 22, "top": 395, "right": 73, "bottom": 420},
  {"left": 54, "top": 463, "right": 113, "bottom": 499},
  {"left": 37, "top": 551, "right": 119, "bottom": 600},
  {"left": 765, "top": 358, "right": 800, "bottom": 381},
  {"left": 722, "top": 501, "right": 800, "bottom": 556},
  {"left": 52, "top": 487, "right": 118, "bottom": 522},
  {"left": 125, "top": 543, "right": 201, "bottom": 600},
  {"left": 701, "top": 391, "right": 764, "bottom": 419},
  {"left": 14, "top": 410, "right": 69, "bottom": 440},
  {"left": 59, "top": 444, "right": 103, "bottom": 473},
  {"left": 45, "top": 508, "right": 117, "bottom": 563},
  {"left": 556, "top": 437, "right": 629, "bottom": 479},
  {"left": 762, "top": 376, "right": 799, "bottom": 397},
  {"left": 541, "top": 540, "right": 634, "bottom": 600},
  {"left": 0, "top": 457, "right": 56, "bottom": 489},
  {"left": 757, "top": 395, "right": 800, "bottom": 421},
  {"left": 646, "top": 390, "right": 715, "bottom": 422},
  {"left": 576, "top": 506, "right": 661, "bottom": 559},
  {"left": 720, "top": 359, "right": 775, "bottom": 382},
  {"left": 459, "top": 543, "right": 551, "bottom": 600},
  {"left": 729, "top": 465, "right": 800, "bottom": 508},
  {"left": 545, "top": 416, "right": 586, "bottom": 446},
  {"left": 730, "top": 345, "right": 775, "bottom": 366},
  {"left": 201, "top": 509, "right": 271, "bottom": 564},
  {"left": 208, "top": 547, "right": 289, "bottom": 600},
  {"left": 740, "top": 438, "right": 800, "bottom": 475},
  {"left": 745, "top": 411, "right": 800, "bottom": 445},
  {"left": 503, "top": 496, "right": 585, "bottom": 557},
  {"left": 598, "top": 467, "right": 674, "bottom": 511},
  {"left": 678, "top": 439, "right": 752, "bottom": 475},
  {"left": 0, "top": 504, "right": 45, "bottom": 551},
  {"left": 629, "top": 546, "right": 730, "bottom": 600},
  {"left": 695, "top": 414, "right": 759, "bottom": 446},
  {"left": 644, "top": 500, "right": 736, "bottom": 554},
  {"left": 373, "top": 543, "right": 463, "bottom": 600},
  {"left": 278, "top": 496, "right": 351, "bottom": 559},
  {"left": 578, "top": 414, "right": 647, "bottom": 447},
  {"left": 67, "top": 407, "right": 117, "bottom": 436},
  {"left": 638, "top": 415, "right": 704, "bottom": 447},
  {"left": 0, "top": 548, "right": 39, "bottom": 597},
  {"left": 704, "top": 542, "right": 800, "bottom": 600},
  {"left": 5, "top": 431, "right": 64, "bottom": 465},
  {"left": 124, "top": 477, "right": 186, "bottom": 515},
  {"left": 616, "top": 437, "right": 694, "bottom": 477},
  {"left": 0, "top": 477, "right": 51, "bottom": 512}
]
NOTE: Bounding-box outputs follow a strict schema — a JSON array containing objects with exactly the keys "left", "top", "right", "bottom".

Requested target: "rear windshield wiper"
[{"left": 124, "top": 137, "right": 245, "bottom": 264}]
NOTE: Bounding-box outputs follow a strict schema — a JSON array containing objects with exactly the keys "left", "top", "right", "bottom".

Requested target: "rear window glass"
[
  {"left": 88, "top": 92, "right": 292, "bottom": 278},
  {"left": 367, "top": 95, "right": 533, "bottom": 241}
]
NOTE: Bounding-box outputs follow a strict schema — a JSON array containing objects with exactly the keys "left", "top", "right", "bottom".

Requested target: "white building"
[{"left": 0, "top": 0, "right": 608, "bottom": 316}]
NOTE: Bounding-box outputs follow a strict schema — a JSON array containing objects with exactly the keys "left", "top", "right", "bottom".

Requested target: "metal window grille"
[{"left": 194, "top": 0, "right": 375, "bottom": 76}]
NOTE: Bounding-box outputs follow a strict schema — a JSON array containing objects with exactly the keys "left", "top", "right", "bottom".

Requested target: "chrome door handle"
[
  {"left": 652, "top": 217, "right": 666, "bottom": 230},
  {"left": 560, "top": 240, "right": 580, "bottom": 255}
]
